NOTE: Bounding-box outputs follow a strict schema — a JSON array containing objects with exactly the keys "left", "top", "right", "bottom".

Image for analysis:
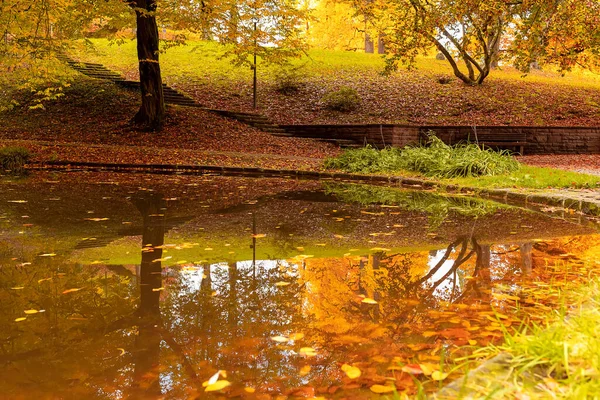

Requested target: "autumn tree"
[
  {"left": 0, "top": 0, "right": 165, "bottom": 129},
  {"left": 359, "top": 0, "right": 511, "bottom": 85},
  {"left": 511, "top": 0, "right": 600, "bottom": 73},
  {"left": 354, "top": 0, "right": 600, "bottom": 85},
  {"left": 127, "top": 0, "right": 165, "bottom": 129}
]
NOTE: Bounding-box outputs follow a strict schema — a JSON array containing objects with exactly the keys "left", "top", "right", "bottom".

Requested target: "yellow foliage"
[{"left": 307, "top": 0, "right": 364, "bottom": 51}]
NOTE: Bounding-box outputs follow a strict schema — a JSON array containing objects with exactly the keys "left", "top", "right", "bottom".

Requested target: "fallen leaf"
[
  {"left": 370, "top": 384, "right": 396, "bottom": 394},
  {"left": 401, "top": 364, "right": 424, "bottom": 375},
  {"left": 432, "top": 371, "right": 449, "bottom": 381},
  {"left": 62, "top": 288, "right": 83, "bottom": 294},
  {"left": 299, "top": 347, "right": 317, "bottom": 357},
  {"left": 341, "top": 364, "right": 361, "bottom": 379},
  {"left": 205, "top": 380, "right": 231, "bottom": 392},
  {"left": 361, "top": 298, "right": 378, "bottom": 304}
]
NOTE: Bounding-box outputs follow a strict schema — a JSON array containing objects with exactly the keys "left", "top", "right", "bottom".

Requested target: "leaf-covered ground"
[
  {"left": 70, "top": 40, "right": 600, "bottom": 126},
  {"left": 4, "top": 74, "right": 600, "bottom": 179},
  {"left": 0, "top": 79, "right": 340, "bottom": 170}
]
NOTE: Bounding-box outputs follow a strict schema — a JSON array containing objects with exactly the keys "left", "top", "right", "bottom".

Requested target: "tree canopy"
[{"left": 353, "top": 0, "right": 600, "bottom": 84}]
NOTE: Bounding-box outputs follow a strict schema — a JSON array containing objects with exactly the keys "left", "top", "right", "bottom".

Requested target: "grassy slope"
[{"left": 71, "top": 39, "right": 600, "bottom": 126}]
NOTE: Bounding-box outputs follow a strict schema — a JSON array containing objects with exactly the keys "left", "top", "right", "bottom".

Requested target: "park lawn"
[
  {"left": 69, "top": 39, "right": 600, "bottom": 126},
  {"left": 447, "top": 165, "right": 600, "bottom": 190}
]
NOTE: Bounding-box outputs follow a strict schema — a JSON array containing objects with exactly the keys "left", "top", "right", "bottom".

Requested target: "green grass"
[
  {"left": 449, "top": 165, "right": 600, "bottom": 189},
  {"left": 458, "top": 281, "right": 600, "bottom": 399}
]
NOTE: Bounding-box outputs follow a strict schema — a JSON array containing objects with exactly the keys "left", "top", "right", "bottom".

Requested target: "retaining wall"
[{"left": 280, "top": 124, "right": 600, "bottom": 154}]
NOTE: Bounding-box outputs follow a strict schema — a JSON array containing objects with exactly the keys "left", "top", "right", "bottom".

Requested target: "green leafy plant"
[
  {"left": 0, "top": 147, "right": 30, "bottom": 174},
  {"left": 323, "top": 86, "right": 361, "bottom": 112}
]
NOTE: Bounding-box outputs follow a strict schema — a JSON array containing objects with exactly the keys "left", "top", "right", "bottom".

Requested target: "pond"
[{"left": 1, "top": 172, "right": 600, "bottom": 399}]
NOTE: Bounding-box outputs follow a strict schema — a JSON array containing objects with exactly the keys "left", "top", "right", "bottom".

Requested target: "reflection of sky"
[
  {"left": 178, "top": 260, "right": 293, "bottom": 294},
  {"left": 427, "top": 250, "right": 461, "bottom": 299}
]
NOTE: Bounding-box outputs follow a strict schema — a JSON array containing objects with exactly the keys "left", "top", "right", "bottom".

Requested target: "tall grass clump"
[
  {"left": 400, "top": 135, "right": 521, "bottom": 178},
  {"left": 323, "top": 145, "right": 404, "bottom": 173},
  {"left": 0, "top": 147, "right": 30, "bottom": 174},
  {"left": 325, "top": 134, "right": 521, "bottom": 178}
]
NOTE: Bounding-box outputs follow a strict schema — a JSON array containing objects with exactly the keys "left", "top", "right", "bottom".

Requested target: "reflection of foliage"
[
  {"left": 161, "top": 260, "right": 309, "bottom": 388},
  {"left": 324, "top": 183, "right": 506, "bottom": 229}
]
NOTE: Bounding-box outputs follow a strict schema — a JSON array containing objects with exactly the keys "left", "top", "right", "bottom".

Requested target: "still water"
[{"left": 1, "top": 172, "right": 599, "bottom": 399}]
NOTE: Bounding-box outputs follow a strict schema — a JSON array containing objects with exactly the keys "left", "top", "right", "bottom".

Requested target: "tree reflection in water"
[{"left": 0, "top": 181, "right": 596, "bottom": 398}]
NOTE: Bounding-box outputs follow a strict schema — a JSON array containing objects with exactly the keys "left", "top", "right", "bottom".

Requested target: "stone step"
[
  {"left": 318, "top": 138, "right": 362, "bottom": 147},
  {"left": 252, "top": 123, "right": 280, "bottom": 129},
  {"left": 270, "top": 132, "right": 295, "bottom": 137},
  {"left": 263, "top": 128, "right": 288, "bottom": 133}
]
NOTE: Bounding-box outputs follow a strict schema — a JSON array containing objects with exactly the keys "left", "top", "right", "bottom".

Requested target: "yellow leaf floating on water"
[
  {"left": 419, "top": 363, "right": 436, "bottom": 376},
  {"left": 39, "top": 253, "right": 56, "bottom": 257},
  {"left": 299, "top": 347, "right": 317, "bottom": 357},
  {"left": 85, "top": 218, "right": 109, "bottom": 222},
  {"left": 204, "top": 380, "right": 231, "bottom": 392},
  {"left": 275, "top": 281, "right": 290, "bottom": 287},
  {"left": 203, "top": 370, "right": 227, "bottom": 387},
  {"left": 62, "top": 288, "right": 82, "bottom": 294},
  {"left": 361, "top": 298, "right": 378, "bottom": 304},
  {"left": 244, "top": 387, "right": 256, "bottom": 393},
  {"left": 289, "top": 333, "right": 304, "bottom": 341},
  {"left": 431, "top": 371, "right": 449, "bottom": 381},
  {"left": 341, "top": 364, "right": 361, "bottom": 379},
  {"left": 24, "top": 309, "right": 39, "bottom": 314},
  {"left": 117, "top": 348, "right": 126, "bottom": 356},
  {"left": 152, "top": 287, "right": 165, "bottom": 292},
  {"left": 468, "top": 339, "right": 478, "bottom": 346},
  {"left": 401, "top": 364, "right": 424, "bottom": 375},
  {"left": 422, "top": 331, "right": 438, "bottom": 337},
  {"left": 11, "top": 287, "right": 24, "bottom": 290},
  {"left": 252, "top": 233, "right": 267, "bottom": 238},
  {"left": 271, "top": 336, "right": 289, "bottom": 343},
  {"left": 299, "top": 365, "right": 311, "bottom": 376},
  {"left": 370, "top": 384, "right": 396, "bottom": 394},
  {"left": 14, "top": 317, "right": 27, "bottom": 322}
]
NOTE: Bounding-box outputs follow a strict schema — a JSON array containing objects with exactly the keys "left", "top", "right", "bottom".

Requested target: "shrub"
[
  {"left": 273, "top": 68, "right": 305, "bottom": 95},
  {"left": 324, "top": 134, "right": 521, "bottom": 178},
  {"left": 323, "top": 86, "right": 361, "bottom": 112},
  {"left": 0, "top": 147, "right": 30, "bottom": 174}
]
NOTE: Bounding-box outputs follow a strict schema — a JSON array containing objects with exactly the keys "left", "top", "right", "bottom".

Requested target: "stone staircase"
[
  {"left": 59, "top": 55, "right": 199, "bottom": 107},
  {"left": 209, "top": 109, "right": 288, "bottom": 134},
  {"left": 59, "top": 55, "right": 362, "bottom": 148}
]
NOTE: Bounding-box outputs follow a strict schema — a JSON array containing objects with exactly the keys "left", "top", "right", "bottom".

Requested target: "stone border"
[{"left": 25, "top": 160, "right": 600, "bottom": 218}]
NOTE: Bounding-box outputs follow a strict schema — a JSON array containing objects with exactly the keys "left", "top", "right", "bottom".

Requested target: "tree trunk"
[
  {"left": 130, "top": 0, "right": 165, "bottom": 130},
  {"left": 365, "top": 33, "right": 374, "bottom": 53},
  {"left": 377, "top": 35, "right": 385, "bottom": 54}
]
